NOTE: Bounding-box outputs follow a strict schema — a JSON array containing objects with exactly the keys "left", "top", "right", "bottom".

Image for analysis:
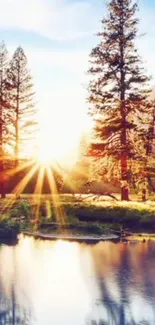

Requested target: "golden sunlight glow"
[
  {"left": 37, "top": 135, "right": 79, "bottom": 165},
  {"left": 46, "top": 165, "right": 66, "bottom": 225},
  {"left": 4, "top": 161, "right": 67, "bottom": 227},
  {"left": 12, "top": 164, "right": 39, "bottom": 197},
  {"left": 33, "top": 166, "right": 45, "bottom": 223},
  {"left": 36, "top": 109, "right": 93, "bottom": 165},
  {"left": 2, "top": 162, "right": 40, "bottom": 213}
]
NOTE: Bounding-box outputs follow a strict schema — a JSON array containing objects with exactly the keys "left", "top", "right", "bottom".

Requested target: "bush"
[
  {"left": 0, "top": 217, "right": 20, "bottom": 240},
  {"left": 9, "top": 200, "right": 31, "bottom": 219}
]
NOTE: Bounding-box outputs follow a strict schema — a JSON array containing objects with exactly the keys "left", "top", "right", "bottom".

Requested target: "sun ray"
[
  {"left": 46, "top": 165, "right": 66, "bottom": 225},
  {"left": 33, "top": 166, "right": 45, "bottom": 224},
  {"left": 12, "top": 163, "right": 40, "bottom": 197},
  {"left": 2, "top": 163, "right": 40, "bottom": 212},
  {"left": 0, "top": 159, "right": 35, "bottom": 211},
  {"left": 50, "top": 161, "right": 66, "bottom": 181},
  {"left": 55, "top": 160, "right": 88, "bottom": 195},
  {"left": 45, "top": 199, "right": 51, "bottom": 219},
  {"left": 4, "top": 159, "right": 35, "bottom": 178},
  {"left": 49, "top": 161, "right": 77, "bottom": 195}
]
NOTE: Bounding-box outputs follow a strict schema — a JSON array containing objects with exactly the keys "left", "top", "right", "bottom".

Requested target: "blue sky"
[{"left": 0, "top": 0, "right": 155, "bottom": 159}]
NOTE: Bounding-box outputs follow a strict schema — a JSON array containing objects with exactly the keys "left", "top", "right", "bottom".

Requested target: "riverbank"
[
  {"left": 0, "top": 195, "right": 155, "bottom": 242},
  {"left": 22, "top": 231, "right": 120, "bottom": 244},
  {"left": 22, "top": 231, "right": 155, "bottom": 244}
]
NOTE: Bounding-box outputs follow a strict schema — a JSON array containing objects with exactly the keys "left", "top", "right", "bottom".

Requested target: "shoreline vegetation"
[
  {"left": 1, "top": 194, "right": 155, "bottom": 244},
  {"left": 0, "top": 0, "right": 155, "bottom": 246}
]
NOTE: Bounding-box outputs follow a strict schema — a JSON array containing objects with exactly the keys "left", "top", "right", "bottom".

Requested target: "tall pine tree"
[
  {"left": 0, "top": 41, "right": 11, "bottom": 155},
  {"left": 88, "top": 0, "right": 150, "bottom": 200},
  {"left": 8, "top": 46, "right": 36, "bottom": 166},
  {"left": 0, "top": 41, "right": 11, "bottom": 198}
]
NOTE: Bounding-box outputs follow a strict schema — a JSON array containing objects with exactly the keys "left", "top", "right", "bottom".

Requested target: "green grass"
[{"left": 1, "top": 194, "right": 155, "bottom": 238}]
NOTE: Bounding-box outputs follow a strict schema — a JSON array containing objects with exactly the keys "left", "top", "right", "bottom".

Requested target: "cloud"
[
  {"left": 25, "top": 48, "right": 89, "bottom": 76},
  {"left": 13, "top": 45, "right": 91, "bottom": 129},
  {"left": 0, "top": 0, "right": 101, "bottom": 40},
  {"left": 29, "top": 49, "right": 90, "bottom": 120}
]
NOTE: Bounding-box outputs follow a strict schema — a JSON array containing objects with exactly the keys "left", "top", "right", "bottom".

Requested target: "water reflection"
[
  {"left": 0, "top": 245, "right": 31, "bottom": 324},
  {"left": 0, "top": 237, "right": 155, "bottom": 324},
  {"left": 88, "top": 241, "right": 155, "bottom": 325},
  {"left": 0, "top": 288, "right": 31, "bottom": 324}
]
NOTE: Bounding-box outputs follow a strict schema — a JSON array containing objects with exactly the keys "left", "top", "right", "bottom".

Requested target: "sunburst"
[
  {"left": 3, "top": 154, "right": 87, "bottom": 228},
  {"left": 1, "top": 161, "right": 39, "bottom": 212},
  {"left": 33, "top": 165, "right": 45, "bottom": 224},
  {"left": 46, "top": 165, "right": 66, "bottom": 225}
]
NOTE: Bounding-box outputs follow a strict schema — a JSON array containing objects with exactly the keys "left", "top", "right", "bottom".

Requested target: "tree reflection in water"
[
  {"left": 0, "top": 285, "right": 31, "bottom": 325},
  {"left": 88, "top": 279, "right": 152, "bottom": 325},
  {"left": 87, "top": 241, "right": 155, "bottom": 325},
  {"left": 90, "top": 321, "right": 151, "bottom": 325},
  {"left": 0, "top": 245, "right": 32, "bottom": 325},
  {"left": 1, "top": 239, "right": 155, "bottom": 325}
]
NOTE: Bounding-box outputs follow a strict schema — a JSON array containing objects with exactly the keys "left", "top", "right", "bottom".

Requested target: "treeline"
[
  {"left": 87, "top": 0, "right": 155, "bottom": 200},
  {"left": 1, "top": 0, "right": 155, "bottom": 201},
  {"left": 0, "top": 41, "right": 37, "bottom": 197},
  {"left": 0, "top": 41, "right": 36, "bottom": 161}
]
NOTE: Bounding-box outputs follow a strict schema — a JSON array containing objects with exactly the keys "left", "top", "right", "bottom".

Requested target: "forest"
[
  {"left": 0, "top": 0, "right": 155, "bottom": 204},
  {"left": 1, "top": 1, "right": 155, "bottom": 325}
]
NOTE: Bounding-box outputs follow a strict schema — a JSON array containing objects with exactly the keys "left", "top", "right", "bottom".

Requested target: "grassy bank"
[
  {"left": 0, "top": 216, "right": 20, "bottom": 243},
  {"left": 0, "top": 195, "right": 155, "bottom": 241}
]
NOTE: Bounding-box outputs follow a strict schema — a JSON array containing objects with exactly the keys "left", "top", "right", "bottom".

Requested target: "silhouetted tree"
[
  {"left": 88, "top": 0, "right": 150, "bottom": 200},
  {"left": 8, "top": 46, "right": 36, "bottom": 166},
  {"left": 0, "top": 41, "right": 11, "bottom": 198}
]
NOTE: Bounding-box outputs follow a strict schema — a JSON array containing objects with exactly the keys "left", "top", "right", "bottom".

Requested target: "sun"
[
  {"left": 37, "top": 141, "right": 64, "bottom": 165},
  {"left": 37, "top": 148, "right": 54, "bottom": 165},
  {"left": 36, "top": 133, "right": 79, "bottom": 166},
  {"left": 35, "top": 106, "right": 93, "bottom": 166}
]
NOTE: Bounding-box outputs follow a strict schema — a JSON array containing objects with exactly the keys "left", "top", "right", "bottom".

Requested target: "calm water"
[{"left": 0, "top": 236, "right": 155, "bottom": 325}]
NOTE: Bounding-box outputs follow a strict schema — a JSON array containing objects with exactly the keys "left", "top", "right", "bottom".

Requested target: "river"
[{"left": 0, "top": 235, "right": 155, "bottom": 325}]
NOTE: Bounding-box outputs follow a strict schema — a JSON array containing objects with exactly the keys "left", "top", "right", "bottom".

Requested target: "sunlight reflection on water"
[{"left": 0, "top": 235, "right": 155, "bottom": 325}]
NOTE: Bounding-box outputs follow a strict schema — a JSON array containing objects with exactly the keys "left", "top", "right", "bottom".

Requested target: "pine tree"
[
  {"left": 138, "top": 101, "right": 155, "bottom": 199},
  {"left": 88, "top": 0, "right": 150, "bottom": 200},
  {"left": 0, "top": 41, "right": 11, "bottom": 198},
  {"left": 8, "top": 46, "right": 36, "bottom": 166},
  {"left": 0, "top": 41, "right": 11, "bottom": 154}
]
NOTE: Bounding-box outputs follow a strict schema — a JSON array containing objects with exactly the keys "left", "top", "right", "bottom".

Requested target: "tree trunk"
[
  {"left": 142, "top": 160, "right": 148, "bottom": 201},
  {"left": 142, "top": 188, "right": 147, "bottom": 202},
  {"left": 144, "top": 108, "right": 155, "bottom": 197},
  {"left": 1, "top": 186, "right": 6, "bottom": 198},
  {"left": 0, "top": 68, "right": 5, "bottom": 198},
  {"left": 0, "top": 163, "right": 6, "bottom": 198},
  {"left": 120, "top": 94, "right": 129, "bottom": 201},
  {"left": 15, "top": 66, "right": 20, "bottom": 167},
  {"left": 121, "top": 187, "right": 129, "bottom": 201},
  {"left": 15, "top": 113, "right": 19, "bottom": 167},
  {"left": 121, "top": 151, "right": 129, "bottom": 201},
  {"left": 12, "top": 286, "right": 16, "bottom": 325},
  {"left": 15, "top": 73, "right": 20, "bottom": 198},
  {"left": 119, "top": 7, "right": 129, "bottom": 201}
]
